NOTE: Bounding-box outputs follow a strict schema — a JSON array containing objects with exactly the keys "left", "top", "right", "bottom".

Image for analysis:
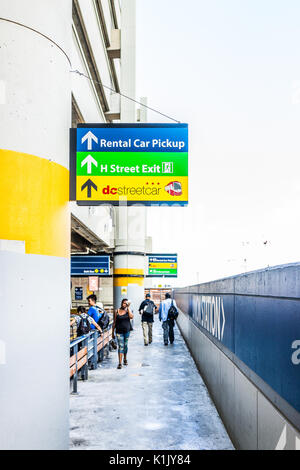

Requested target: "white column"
[{"left": 0, "top": 0, "right": 72, "bottom": 450}]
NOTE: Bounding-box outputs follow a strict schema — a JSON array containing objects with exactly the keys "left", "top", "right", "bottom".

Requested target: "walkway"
[{"left": 70, "top": 317, "right": 234, "bottom": 450}]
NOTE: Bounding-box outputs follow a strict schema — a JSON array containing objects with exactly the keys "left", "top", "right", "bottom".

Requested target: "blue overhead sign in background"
[{"left": 71, "top": 255, "right": 110, "bottom": 276}]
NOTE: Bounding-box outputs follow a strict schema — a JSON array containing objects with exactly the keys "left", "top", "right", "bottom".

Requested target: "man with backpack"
[
  {"left": 76, "top": 306, "right": 102, "bottom": 336},
  {"left": 87, "top": 294, "right": 110, "bottom": 331},
  {"left": 158, "top": 292, "right": 179, "bottom": 346},
  {"left": 139, "top": 293, "right": 157, "bottom": 346}
]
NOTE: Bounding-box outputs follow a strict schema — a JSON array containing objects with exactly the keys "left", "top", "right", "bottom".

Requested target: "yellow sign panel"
[
  {"left": 77, "top": 176, "right": 188, "bottom": 203},
  {"left": 149, "top": 263, "right": 178, "bottom": 269}
]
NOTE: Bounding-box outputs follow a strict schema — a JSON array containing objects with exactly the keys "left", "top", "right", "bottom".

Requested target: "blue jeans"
[
  {"left": 116, "top": 332, "right": 130, "bottom": 354},
  {"left": 162, "top": 320, "right": 174, "bottom": 344}
]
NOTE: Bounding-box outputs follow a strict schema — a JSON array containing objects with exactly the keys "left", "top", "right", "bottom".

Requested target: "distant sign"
[
  {"left": 88, "top": 276, "right": 99, "bottom": 291},
  {"left": 75, "top": 287, "right": 83, "bottom": 300},
  {"left": 147, "top": 254, "right": 178, "bottom": 277},
  {"left": 70, "top": 124, "right": 188, "bottom": 206},
  {"left": 71, "top": 256, "right": 110, "bottom": 276}
]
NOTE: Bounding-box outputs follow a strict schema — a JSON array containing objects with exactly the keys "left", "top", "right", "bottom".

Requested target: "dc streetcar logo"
[{"left": 165, "top": 181, "right": 182, "bottom": 196}]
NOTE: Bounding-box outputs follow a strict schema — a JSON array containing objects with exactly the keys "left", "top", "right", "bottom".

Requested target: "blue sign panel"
[
  {"left": 71, "top": 255, "right": 110, "bottom": 276},
  {"left": 75, "top": 287, "right": 83, "bottom": 300},
  {"left": 76, "top": 125, "right": 188, "bottom": 153}
]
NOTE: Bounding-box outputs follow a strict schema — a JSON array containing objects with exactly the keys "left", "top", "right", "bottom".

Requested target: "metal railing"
[{"left": 70, "top": 323, "right": 113, "bottom": 394}]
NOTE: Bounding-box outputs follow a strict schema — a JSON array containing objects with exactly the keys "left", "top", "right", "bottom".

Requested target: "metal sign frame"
[
  {"left": 70, "top": 123, "right": 188, "bottom": 206},
  {"left": 146, "top": 253, "right": 178, "bottom": 278}
]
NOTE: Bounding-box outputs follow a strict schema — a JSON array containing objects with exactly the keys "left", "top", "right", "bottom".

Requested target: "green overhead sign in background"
[{"left": 147, "top": 254, "right": 178, "bottom": 277}]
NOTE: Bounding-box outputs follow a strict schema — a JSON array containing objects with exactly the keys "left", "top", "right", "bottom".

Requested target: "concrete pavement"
[{"left": 70, "top": 316, "right": 234, "bottom": 450}]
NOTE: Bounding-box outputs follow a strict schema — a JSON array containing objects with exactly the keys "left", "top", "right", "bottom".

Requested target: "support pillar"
[
  {"left": 0, "top": 0, "right": 72, "bottom": 450},
  {"left": 113, "top": 205, "right": 147, "bottom": 321}
]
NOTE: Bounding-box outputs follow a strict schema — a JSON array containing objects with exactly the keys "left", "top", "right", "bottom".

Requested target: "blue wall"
[{"left": 174, "top": 263, "right": 300, "bottom": 415}]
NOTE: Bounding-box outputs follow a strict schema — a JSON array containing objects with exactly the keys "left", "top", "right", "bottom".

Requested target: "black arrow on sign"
[{"left": 81, "top": 179, "right": 98, "bottom": 198}]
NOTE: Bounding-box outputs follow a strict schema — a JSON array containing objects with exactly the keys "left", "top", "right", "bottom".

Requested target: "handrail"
[{"left": 70, "top": 322, "right": 113, "bottom": 393}]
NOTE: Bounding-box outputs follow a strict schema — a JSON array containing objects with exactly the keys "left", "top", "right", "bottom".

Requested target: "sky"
[{"left": 136, "top": 0, "right": 300, "bottom": 287}]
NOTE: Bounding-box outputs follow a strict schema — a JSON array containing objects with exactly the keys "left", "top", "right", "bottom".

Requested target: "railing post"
[
  {"left": 93, "top": 331, "right": 98, "bottom": 369},
  {"left": 72, "top": 343, "right": 78, "bottom": 394},
  {"left": 82, "top": 336, "right": 89, "bottom": 380},
  {"left": 108, "top": 324, "right": 113, "bottom": 351},
  {"left": 99, "top": 329, "right": 105, "bottom": 362}
]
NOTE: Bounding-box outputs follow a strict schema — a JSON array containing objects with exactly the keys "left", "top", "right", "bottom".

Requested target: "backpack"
[
  {"left": 77, "top": 314, "right": 91, "bottom": 336},
  {"left": 168, "top": 300, "right": 178, "bottom": 321},
  {"left": 70, "top": 316, "right": 78, "bottom": 341},
  {"left": 97, "top": 308, "right": 110, "bottom": 330},
  {"left": 144, "top": 300, "right": 155, "bottom": 315}
]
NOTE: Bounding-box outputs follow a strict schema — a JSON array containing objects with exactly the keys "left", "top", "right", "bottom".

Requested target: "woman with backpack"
[{"left": 112, "top": 299, "right": 134, "bottom": 369}]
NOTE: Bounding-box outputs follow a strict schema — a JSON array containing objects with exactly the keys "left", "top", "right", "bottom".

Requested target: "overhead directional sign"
[
  {"left": 71, "top": 255, "right": 110, "bottom": 277},
  {"left": 70, "top": 124, "right": 188, "bottom": 206},
  {"left": 147, "top": 254, "right": 178, "bottom": 277}
]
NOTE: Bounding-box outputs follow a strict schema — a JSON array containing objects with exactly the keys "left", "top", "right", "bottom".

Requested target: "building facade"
[{"left": 70, "top": 0, "right": 122, "bottom": 309}]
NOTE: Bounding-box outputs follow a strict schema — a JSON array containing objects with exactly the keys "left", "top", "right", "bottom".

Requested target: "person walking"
[
  {"left": 112, "top": 299, "right": 133, "bottom": 369},
  {"left": 139, "top": 293, "right": 157, "bottom": 346},
  {"left": 159, "top": 293, "right": 178, "bottom": 346}
]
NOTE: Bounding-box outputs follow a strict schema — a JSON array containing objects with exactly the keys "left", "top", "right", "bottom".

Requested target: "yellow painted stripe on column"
[
  {"left": 0, "top": 149, "right": 70, "bottom": 258},
  {"left": 113, "top": 277, "right": 144, "bottom": 287},
  {"left": 114, "top": 268, "right": 144, "bottom": 275}
]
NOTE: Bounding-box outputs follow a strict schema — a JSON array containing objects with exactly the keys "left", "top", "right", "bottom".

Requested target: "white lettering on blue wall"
[
  {"left": 192, "top": 295, "right": 226, "bottom": 341},
  {"left": 291, "top": 340, "right": 300, "bottom": 365}
]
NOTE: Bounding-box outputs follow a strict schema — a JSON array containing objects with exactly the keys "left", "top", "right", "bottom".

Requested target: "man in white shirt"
[{"left": 158, "top": 292, "right": 178, "bottom": 346}]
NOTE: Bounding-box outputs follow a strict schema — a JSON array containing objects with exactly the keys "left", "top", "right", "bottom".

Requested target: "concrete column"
[
  {"left": 113, "top": 204, "right": 147, "bottom": 319},
  {"left": 0, "top": 0, "right": 72, "bottom": 449},
  {"left": 113, "top": 0, "right": 146, "bottom": 320}
]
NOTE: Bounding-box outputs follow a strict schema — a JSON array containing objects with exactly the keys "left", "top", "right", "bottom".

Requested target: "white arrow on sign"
[
  {"left": 81, "top": 154, "right": 98, "bottom": 174},
  {"left": 81, "top": 131, "right": 98, "bottom": 150}
]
